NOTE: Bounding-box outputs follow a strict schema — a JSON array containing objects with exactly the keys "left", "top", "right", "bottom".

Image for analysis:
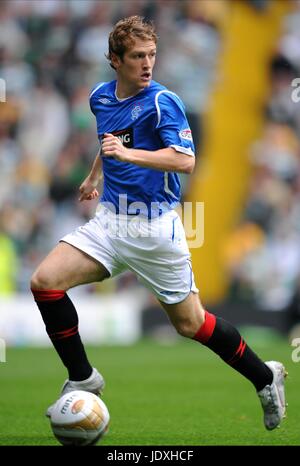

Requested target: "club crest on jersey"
[
  {"left": 131, "top": 103, "right": 143, "bottom": 121},
  {"left": 179, "top": 128, "right": 193, "bottom": 141},
  {"left": 112, "top": 127, "right": 134, "bottom": 148}
]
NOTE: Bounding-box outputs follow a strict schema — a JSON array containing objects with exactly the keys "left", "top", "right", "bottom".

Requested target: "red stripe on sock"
[
  {"left": 49, "top": 325, "right": 78, "bottom": 340},
  {"left": 192, "top": 311, "right": 216, "bottom": 344},
  {"left": 227, "top": 338, "right": 247, "bottom": 365},
  {"left": 31, "top": 289, "right": 65, "bottom": 302}
]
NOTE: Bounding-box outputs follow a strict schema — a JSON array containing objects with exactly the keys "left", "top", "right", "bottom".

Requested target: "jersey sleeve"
[
  {"left": 156, "top": 91, "right": 195, "bottom": 156},
  {"left": 89, "top": 82, "right": 105, "bottom": 115}
]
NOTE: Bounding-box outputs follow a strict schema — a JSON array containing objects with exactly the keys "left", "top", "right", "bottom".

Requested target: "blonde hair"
[{"left": 106, "top": 16, "right": 157, "bottom": 69}]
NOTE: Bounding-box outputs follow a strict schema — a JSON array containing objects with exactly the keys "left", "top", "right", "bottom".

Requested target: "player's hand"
[
  {"left": 78, "top": 176, "right": 100, "bottom": 202},
  {"left": 102, "top": 133, "right": 131, "bottom": 162}
]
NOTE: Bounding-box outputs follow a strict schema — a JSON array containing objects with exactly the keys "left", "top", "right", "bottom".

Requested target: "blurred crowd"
[
  {"left": 2, "top": 0, "right": 299, "bottom": 324},
  {"left": 0, "top": 0, "right": 222, "bottom": 294},
  {"left": 223, "top": 1, "right": 300, "bottom": 322}
]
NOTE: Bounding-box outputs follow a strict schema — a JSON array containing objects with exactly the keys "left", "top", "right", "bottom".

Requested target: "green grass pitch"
[{"left": 0, "top": 334, "right": 299, "bottom": 446}]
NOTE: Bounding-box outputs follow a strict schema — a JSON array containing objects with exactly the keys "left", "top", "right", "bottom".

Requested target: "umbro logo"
[{"left": 98, "top": 98, "right": 111, "bottom": 104}]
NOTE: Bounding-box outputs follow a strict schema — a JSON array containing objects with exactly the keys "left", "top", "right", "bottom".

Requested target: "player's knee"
[
  {"left": 174, "top": 319, "right": 201, "bottom": 338},
  {"left": 30, "top": 269, "right": 56, "bottom": 291},
  {"left": 174, "top": 311, "right": 205, "bottom": 338}
]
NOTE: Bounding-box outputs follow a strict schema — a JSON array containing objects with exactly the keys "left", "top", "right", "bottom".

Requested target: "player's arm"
[
  {"left": 101, "top": 134, "right": 195, "bottom": 174},
  {"left": 78, "top": 149, "right": 103, "bottom": 202}
]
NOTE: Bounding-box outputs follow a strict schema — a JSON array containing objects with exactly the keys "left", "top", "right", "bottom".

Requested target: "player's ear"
[{"left": 111, "top": 53, "right": 121, "bottom": 70}]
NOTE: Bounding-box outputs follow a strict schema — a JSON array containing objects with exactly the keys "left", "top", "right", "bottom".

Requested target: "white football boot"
[
  {"left": 46, "top": 367, "right": 105, "bottom": 418},
  {"left": 257, "top": 361, "right": 287, "bottom": 430}
]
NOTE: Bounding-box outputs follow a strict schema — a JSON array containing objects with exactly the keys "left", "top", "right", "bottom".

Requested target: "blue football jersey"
[{"left": 89, "top": 80, "right": 195, "bottom": 218}]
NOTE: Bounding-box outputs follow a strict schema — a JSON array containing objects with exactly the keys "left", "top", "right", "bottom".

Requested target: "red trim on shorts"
[
  {"left": 192, "top": 310, "right": 216, "bottom": 344},
  {"left": 31, "top": 289, "right": 65, "bottom": 302}
]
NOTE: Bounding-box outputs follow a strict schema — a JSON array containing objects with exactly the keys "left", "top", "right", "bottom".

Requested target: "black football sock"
[
  {"left": 31, "top": 289, "right": 93, "bottom": 381},
  {"left": 192, "top": 311, "right": 273, "bottom": 391}
]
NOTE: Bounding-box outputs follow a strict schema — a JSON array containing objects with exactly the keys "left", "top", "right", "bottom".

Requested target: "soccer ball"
[{"left": 50, "top": 390, "right": 110, "bottom": 446}]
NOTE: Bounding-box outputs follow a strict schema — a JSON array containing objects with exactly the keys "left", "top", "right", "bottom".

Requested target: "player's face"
[{"left": 114, "top": 39, "right": 156, "bottom": 93}]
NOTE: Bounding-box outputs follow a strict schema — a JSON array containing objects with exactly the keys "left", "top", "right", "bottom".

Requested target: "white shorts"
[{"left": 61, "top": 205, "right": 198, "bottom": 304}]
